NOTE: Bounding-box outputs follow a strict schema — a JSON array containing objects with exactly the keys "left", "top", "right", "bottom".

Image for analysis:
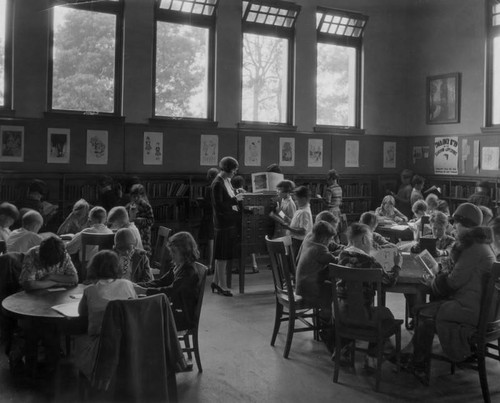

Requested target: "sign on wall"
[{"left": 434, "top": 136, "right": 458, "bottom": 175}]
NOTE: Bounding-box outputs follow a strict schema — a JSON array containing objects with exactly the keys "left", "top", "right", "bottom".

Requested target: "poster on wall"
[
  {"left": 143, "top": 132, "right": 163, "bottom": 165},
  {"left": 434, "top": 136, "right": 458, "bottom": 175},
  {"left": 0, "top": 126, "right": 24, "bottom": 162},
  {"left": 345, "top": 140, "right": 359, "bottom": 168},
  {"left": 244, "top": 136, "right": 261, "bottom": 166},
  {"left": 86, "top": 130, "right": 108, "bottom": 165},
  {"left": 383, "top": 141, "right": 396, "bottom": 168},
  {"left": 308, "top": 139, "right": 323, "bottom": 167},
  {"left": 47, "top": 128, "right": 70, "bottom": 164},
  {"left": 200, "top": 134, "right": 218, "bottom": 166},
  {"left": 481, "top": 147, "right": 499, "bottom": 171},
  {"left": 279, "top": 137, "right": 295, "bottom": 167}
]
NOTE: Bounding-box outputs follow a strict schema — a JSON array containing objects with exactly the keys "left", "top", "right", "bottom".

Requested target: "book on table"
[
  {"left": 51, "top": 302, "right": 80, "bottom": 317},
  {"left": 372, "top": 246, "right": 399, "bottom": 271}
]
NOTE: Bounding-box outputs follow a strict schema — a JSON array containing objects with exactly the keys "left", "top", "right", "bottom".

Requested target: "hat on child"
[{"left": 452, "top": 203, "right": 483, "bottom": 228}]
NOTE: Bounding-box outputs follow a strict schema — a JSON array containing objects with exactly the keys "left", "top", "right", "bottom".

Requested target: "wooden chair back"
[
  {"left": 151, "top": 226, "right": 171, "bottom": 272},
  {"left": 80, "top": 232, "right": 115, "bottom": 272},
  {"left": 329, "top": 263, "right": 383, "bottom": 328},
  {"left": 478, "top": 262, "right": 500, "bottom": 339},
  {"left": 265, "top": 236, "right": 296, "bottom": 306}
]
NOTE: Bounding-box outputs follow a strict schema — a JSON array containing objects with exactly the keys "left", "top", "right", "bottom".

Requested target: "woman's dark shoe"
[
  {"left": 210, "top": 283, "right": 217, "bottom": 293},
  {"left": 211, "top": 283, "right": 233, "bottom": 296}
]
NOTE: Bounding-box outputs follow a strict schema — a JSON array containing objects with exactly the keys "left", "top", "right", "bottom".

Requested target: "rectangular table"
[{"left": 376, "top": 224, "right": 414, "bottom": 244}]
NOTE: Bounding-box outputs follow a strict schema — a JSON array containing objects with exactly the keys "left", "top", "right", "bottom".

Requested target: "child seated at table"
[
  {"left": 66, "top": 206, "right": 113, "bottom": 264},
  {"left": 286, "top": 186, "right": 313, "bottom": 258},
  {"left": 57, "top": 198, "right": 89, "bottom": 236},
  {"left": 273, "top": 180, "right": 296, "bottom": 239},
  {"left": 337, "top": 223, "right": 402, "bottom": 369},
  {"left": 375, "top": 195, "right": 408, "bottom": 224},
  {"left": 315, "top": 210, "right": 344, "bottom": 255},
  {"left": 359, "top": 211, "right": 395, "bottom": 250},
  {"left": 408, "top": 200, "right": 429, "bottom": 240},
  {"left": 0, "top": 202, "right": 20, "bottom": 242},
  {"left": 425, "top": 194, "right": 439, "bottom": 215},
  {"left": 76, "top": 250, "right": 137, "bottom": 381},
  {"left": 107, "top": 205, "right": 143, "bottom": 250},
  {"left": 7, "top": 210, "right": 43, "bottom": 253},
  {"left": 134, "top": 231, "right": 201, "bottom": 331},
  {"left": 411, "top": 211, "right": 455, "bottom": 257},
  {"left": 113, "top": 228, "right": 153, "bottom": 283}
]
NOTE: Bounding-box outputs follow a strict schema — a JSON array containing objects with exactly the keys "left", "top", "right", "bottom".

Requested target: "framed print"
[
  {"left": 86, "top": 130, "right": 108, "bottom": 165},
  {"left": 143, "top": 131, "right": 163, "bottom": 165},
  {"left": 345, "top": 140, "right": 359, "bottom": 168},
  {"left": 200, "top": 134, "right": 218, "bottom": 166},
  {"left": 383, "top": 141, "right": 396, "bottom": 168},
  {"left": 308, "top": 139, "right": 323, "bottom": 167},
  {"left": 0, "top": 125, "right": 24, "bottom": 162},
  {"left": 47, "top": 128, "right": 70, "bottom": 164},
  {"left": 244, "top": 136, "right": 261, "bottom": 166},
  {"left": 481, "top": 146, "right": 500, "bottom": 171},
  {"left": 279, "top": 137, "right": 295, "bottom": 167},
  {"left": 427, "top": 72, "right": 461, "bottom": 124}
]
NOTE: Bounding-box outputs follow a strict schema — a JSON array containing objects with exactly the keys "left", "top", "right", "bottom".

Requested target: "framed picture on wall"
[
  {"left": 0, "top": 125, "right": 24, "bottom": 162},
  {"left": 86, "top": 130, "right": 108, "bottom": 165},
  {"left": 143, "top": 131, "right": 163, "bottom": 165},
  {"left": 426, "top": 72, "right": 461, "bottom": 124},
  {"left": 47, "top": 128, "right": 70, "bottom": 164},
  {"left": 279, "top": 137, "right": 295, "bottom": 167}
]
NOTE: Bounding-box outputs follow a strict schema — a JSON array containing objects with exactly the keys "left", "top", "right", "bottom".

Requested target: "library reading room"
[{"left": 1, "top": 0, "right": 500, "bottom": 402}]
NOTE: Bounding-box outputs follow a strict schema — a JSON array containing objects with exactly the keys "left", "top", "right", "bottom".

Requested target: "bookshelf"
[
  {"left": 426, "top": 176, "right": 499, "bottom": 214},
  {"left": 292, "top": 174, "right": 375, "bottom": 222}
]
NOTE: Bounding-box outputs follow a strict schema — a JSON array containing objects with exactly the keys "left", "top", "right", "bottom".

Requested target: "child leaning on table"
[
  {"left": 75, "top": 250, "right": 137, "bottom": 381},
  {"left": 359, "top": 211, "right": 395, "bottom": 250}
]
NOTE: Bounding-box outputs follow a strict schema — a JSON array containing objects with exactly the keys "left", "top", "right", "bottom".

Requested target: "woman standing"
[{"left": 210, "top": 157, "right": 244, "bottom": 297}]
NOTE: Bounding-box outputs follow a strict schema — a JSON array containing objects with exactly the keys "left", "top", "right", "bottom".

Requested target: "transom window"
[
  {"left": 316, "top": 8, "right": 367, "bottom": 128},
  {"left": 49, "top": 0, "right": 123, "bottom": 115},
  {"left": 0, "top": 0, "right": 12, "bottom": 109},
  {"left": 487, "top": 0, "right": 500, "bottom": 126},
  {"left": 241, "top": 0, "right": 300, "bottom": 125},
  {"left": 154, "top": 0, "right": 217, "bottom": 120}
]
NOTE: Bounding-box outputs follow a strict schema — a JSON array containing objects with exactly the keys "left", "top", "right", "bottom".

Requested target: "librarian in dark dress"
[{"left": 210, "top": 157, "right": 243, "bottom": 296}]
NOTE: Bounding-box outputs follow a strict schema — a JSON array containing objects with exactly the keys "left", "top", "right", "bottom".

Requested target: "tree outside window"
[{"left": 0, "top": 0, "right": 7, "bottom": 106}]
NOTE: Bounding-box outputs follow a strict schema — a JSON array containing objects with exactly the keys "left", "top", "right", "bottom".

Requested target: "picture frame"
[
  {"left": 426, "top": 72, "right": 461, "bottom": 124},
  {"left": 0, "top": 125, "right": 24, "bottom": 162},
  {"left": 86, "top": 130, "right": 108, "bottom": 165},
  {"left": 143, "top": 131, "right": 163, "bottom": 165},
  {"left": 47, "top": 128, "right": 70, "bottom": 164}
]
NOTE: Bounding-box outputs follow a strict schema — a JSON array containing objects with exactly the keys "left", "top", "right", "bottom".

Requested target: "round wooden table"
[{"left": 2, "top": 284, "right": 87, "bottom": 322}]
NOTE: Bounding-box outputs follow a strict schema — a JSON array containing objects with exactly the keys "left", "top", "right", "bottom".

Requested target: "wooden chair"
[
  {"left": 265, "top": 235, "right": 325, "bottom": 358},
  {"left": 329, "top": 263, "right": 403, "bottom": 391},
  {"left": 80, "top": 233, "right": 115, "bottom": 279},
  {"left": 424, "top": 262, "right": 500, "bottom": 402},
  {"left": 177, "top": 262, "right": 208, "bottom": 372},
  {"left": 151, "top": 226, "right": 171, "bottom": 276}
]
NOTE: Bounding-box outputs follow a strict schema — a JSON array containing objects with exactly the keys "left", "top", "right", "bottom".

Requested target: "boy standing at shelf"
[{"left": 325, "top": 169, "right": 342, "bottom": 218}]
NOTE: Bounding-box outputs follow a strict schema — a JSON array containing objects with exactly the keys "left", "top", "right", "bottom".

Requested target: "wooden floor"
[{"left": 1, "top": 260, "right": 499, "bottom": 402}]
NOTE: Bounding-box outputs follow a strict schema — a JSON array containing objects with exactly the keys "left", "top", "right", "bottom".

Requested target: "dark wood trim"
[
  {"left": 44, "top": 111, "right": 125, "bottom": 124},
  {"left": 148, "top": 117, "right": 218, "bottom": 129},
  {"left": 238, "top": 122, "right": 297, "bottom": 132},
  {"left": 0, "top": 108, "right": 15, "bottom": 117},
  {"left": 313, "top": 125, "right": 365, "bottom": 135},
  {"left": 480, "top": 125, "right": 500, "bottom": 134}
]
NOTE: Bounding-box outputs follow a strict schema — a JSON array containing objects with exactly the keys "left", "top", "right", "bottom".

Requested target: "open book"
[
  {"left": 415, "top": 249, "right": 439, "bottom": 278},
  {"left": 51, "top": 302, "right": 80, "bottom": 318},
  {"left": 372, "top": 246, "right": 398, "bottom": 271}
]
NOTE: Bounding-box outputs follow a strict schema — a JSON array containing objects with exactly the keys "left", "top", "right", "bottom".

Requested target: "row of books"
[
  {"left": 342, "top": 200, "right": 372, "bottom": 214},
  {"left": 0, "top": 185, "right": 24, "bottom": 202},
  {"left": 65, "top": 185, "right": 99, "bottom": 203},
  {"left": 299, "top": 182, "right": 372, "bottom": 198},
  {"left": 152, "top": 203, "right": 188, "bottom": 222},
  {"left": 145, "top": 181, "right": 190, "bottom": 198},
  {"left": 439, "top": 183, "right": 498, "bottom": 200}
]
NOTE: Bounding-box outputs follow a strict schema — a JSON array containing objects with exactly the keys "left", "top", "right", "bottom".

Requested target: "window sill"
[
  {"left": 45, "top": 111, "right": 125, "bottom": 124},
  {"left": 238, "top": 122, "right": 297, "bottom": 132},
  {"left": 0, "top": 108, "right": 15, "bottom": 118},
  {"left": 480, "top": 126, "right": 500, "bottom": 135},
  {"left": 149, "top": 117, "right": 218, "bottom": 129},
  {"left": 314, "top": 125, "right": 365, "bottom": 135}
]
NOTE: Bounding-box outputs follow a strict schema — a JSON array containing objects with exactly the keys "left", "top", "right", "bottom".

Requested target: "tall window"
[
  {"left": 316, "top": 8, "right": 367, "bottom": 128},
  {"left": 155, "top": 0, "right": 217, "bottom": 120},
  {"left": 487, "top": 0, "right": 500, "bottom": 126},
  {"left": 241, "top": 0, "right": 300, "bottom": 124},
  {"left": 0, "top": 0, "right": 12, "bottom": 109},
  {"left": 49, "top": 0, "right": 123, "bottom": 114}
]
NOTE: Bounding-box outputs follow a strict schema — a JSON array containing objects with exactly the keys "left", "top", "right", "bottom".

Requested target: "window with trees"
[
  {"left": 155, "top": 0, "right": 218, "bottom": 120},
  {"left": 0, "top": 0, "right": 12, "bottom": 109},
  {"left": 49, "top": 0, "right": 123, "bottom": 115},
  {"left": 316, "top": 8, "right": 367, "bottom": 128},
  {"left": 487, "top": 0, "right": 500, "bottom": 126},
  {"left": 241, "top": 0, "right": 300, "bottom": 125}
]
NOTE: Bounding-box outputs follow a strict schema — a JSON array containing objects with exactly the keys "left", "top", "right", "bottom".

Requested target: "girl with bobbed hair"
[
  {"left": 375, "top": 195, "right": 408, "bottom": 224},
  {"left": 135, "top": 231, "right": 201, "bottom": 330},
  {"left": 210, "top": 156, "right": 244, "bottom": 296},
  {"left": 76, "top": 250, "right": 137, "bottom": 380}
]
